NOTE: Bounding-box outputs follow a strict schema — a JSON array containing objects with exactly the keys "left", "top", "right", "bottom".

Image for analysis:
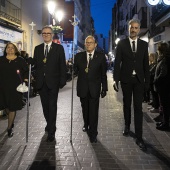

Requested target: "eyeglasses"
[
  {"left": 85, "top": 42, "right": 95, "bottom": 45},
  {"left": 42, "top": 33, "right": 52, "bottom": 36}
]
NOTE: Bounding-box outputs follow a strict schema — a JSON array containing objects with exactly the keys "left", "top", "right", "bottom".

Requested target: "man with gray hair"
[
  {"left": 28, "top": 25, "right": 67, "bottom": 142},
  {"left": 113, "top": 19, "right": 150, "bottom": 151}
]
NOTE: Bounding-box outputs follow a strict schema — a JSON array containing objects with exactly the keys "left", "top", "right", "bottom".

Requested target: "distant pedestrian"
[
  {"left": 28, "top": 25, "right": 67, "bottom": 142},
  {"left": 74, "top": 35, "right": 108, "bottom": 143},
  {"left": 113, "top": 19, "right": 150, "bottom": 151}
]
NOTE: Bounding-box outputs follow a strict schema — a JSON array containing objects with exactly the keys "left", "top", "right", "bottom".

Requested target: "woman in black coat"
[
  {"left": 154, "top": 42, "right": 170, "bottom": 131},
  {"left": 0, "top": 43, "right": 29, "bottom": 137}
]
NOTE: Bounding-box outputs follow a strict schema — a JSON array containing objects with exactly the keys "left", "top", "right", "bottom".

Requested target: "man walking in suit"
[
  {"left": 113, "top": 19, "right": 149, "bottom": 151},
  {"left": 74, "top": 35, "right": 108, "bottom": 143},
  {"left": 31, "top": 25, "right": 67, "bottom": 142}
]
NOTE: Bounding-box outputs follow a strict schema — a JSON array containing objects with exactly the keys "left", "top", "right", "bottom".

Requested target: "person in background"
[
  {"left": 148, "top": 53, "right": 160, "bottom": 113},
  {"left": 113, "top": 19, "right": 150, "bottom": 151},
  {"left": 0, "top": 43, "right": 29, "bottom": 137},
  {"left": 154, "top": 42, "right": 170, "bottom": 131},
  {"left": 28, "top": 25, "right": 67, "bottom": 142},
  {"left": 74, "top": 35, "right": 108, "bottom": 143}
]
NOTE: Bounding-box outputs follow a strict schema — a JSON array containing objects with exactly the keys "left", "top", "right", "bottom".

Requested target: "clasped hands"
[{"left": 113, "top": 81, "right": 119, "bottom": 92}]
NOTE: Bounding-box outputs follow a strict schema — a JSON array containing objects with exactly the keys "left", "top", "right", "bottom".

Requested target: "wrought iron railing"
[{"left": 0, "top": 0, "right": 21, "bottom": 26}]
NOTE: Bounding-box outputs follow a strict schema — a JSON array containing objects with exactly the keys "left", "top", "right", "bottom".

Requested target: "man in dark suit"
[
  {"left": 74, "top": 35, "right": 108, "bottom": 143},
  {"left": 113, "top": 19, "right": 149, "bottom": 151},
  {"left": 31, "top": 25, "right": 67, "bottom": 142}
]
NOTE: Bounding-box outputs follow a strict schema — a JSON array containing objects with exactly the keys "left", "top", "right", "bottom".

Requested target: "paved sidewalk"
[{"left": 0, "top": 72, "right": 170, "bottom": 170}]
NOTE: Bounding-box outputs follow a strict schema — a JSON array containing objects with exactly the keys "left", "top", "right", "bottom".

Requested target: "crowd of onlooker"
[{"left": 143, "top": 42, "right": 170, "bottom": 131}]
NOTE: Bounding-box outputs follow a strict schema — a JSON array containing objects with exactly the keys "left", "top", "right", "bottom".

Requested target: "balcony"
[
  {"left": 0, "top": 0, "right": 21, "bottom": 27},
  {"left": 151, "top": 4, "right": 170, "bottom": 24}
]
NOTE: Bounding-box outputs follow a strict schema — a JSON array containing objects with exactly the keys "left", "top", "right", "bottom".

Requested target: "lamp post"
[{"left": 47, "top": 1, "right": 64, "bottom": 43}]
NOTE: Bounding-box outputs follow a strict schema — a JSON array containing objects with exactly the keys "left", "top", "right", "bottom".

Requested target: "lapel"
[
  {"left": 89, "top": 51, "right": 98, "bottom": 66},
  {"left": 83, "top": 51, "right": 88, "bottom": 68},
  {"left": 40, "top": 44, "right": 45, "bottom": 59},
  {"left": 136, "top": 39, "right": 142, "bottom": 57},
  {"left": 125, "top": 39, "right": 133, "bottom": 55},
  {"left": 125, "top": 38, "right": 138, "bottom": 58},
  {"left": 47, "top": 42, "right": 54, "bottom": 59}
]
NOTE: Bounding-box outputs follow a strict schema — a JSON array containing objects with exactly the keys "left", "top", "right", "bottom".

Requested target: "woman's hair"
[
  {"left": 4, "top": 42, "right": 20, "bottom": 56},
  {"left": 149, "top": 53, "right": 157, "bottom": 64},
  {"left": 157, "top": 42, "right": 169, "bottom": 56}
]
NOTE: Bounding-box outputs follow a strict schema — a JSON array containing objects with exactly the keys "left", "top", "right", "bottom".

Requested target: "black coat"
[
  {"left": 33, "top": 42, "right": 67, "bottom": 89},
  {"left": 114, "top": 38, "right": 150, "bottom": 87},
  {"left": 74, "top": 51, "right": 108, "bottom": 98}
]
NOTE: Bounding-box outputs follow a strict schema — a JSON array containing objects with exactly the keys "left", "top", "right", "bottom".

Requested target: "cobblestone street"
[{"left": 0, "top": 72, "right": 170, "bottom": 170}]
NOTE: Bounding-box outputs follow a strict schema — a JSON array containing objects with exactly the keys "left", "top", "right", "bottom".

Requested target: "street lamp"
[
  {"left": 47, "top": 1, "right": 64, "bottom": 25},
  {"left": 115, "top": 38, "right": 120, "bottom": 45},
  {"left": 47, "top": 1, "right": 64, "bottom": 43}
]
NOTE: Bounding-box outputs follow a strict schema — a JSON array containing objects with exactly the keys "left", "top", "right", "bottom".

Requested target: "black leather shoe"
[
  {"left": 156, "top": 124, "right": 169, "bottom": 131},
  {"left": 136, "top": 139, "right": 147, "bottom": 151},
  {"left": 123, "top": 126, "right": 130, "bottom": 136},
  {"left": 7, "top": 128, "right": 13, "bottom": 138},
  {"left": 90, "top": 137, "right": 97, "bottom": 143},
  {"left": 46, "top": 134, "right": 55, "bottom": 142},
  {"left": 82, "top": 126, "right": 88, "bottom": 132}
]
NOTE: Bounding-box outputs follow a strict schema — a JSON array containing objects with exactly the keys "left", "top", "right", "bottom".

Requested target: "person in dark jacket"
[
  {"left": 74, "top": 35, "right": 108, "bottom": 143},
  {"left": 28, "top": 25, "right": 67, "bottom": 142},
  {"left": 113, "top": 19, "right": 150, "bottom": 151},
  {"left": 0, "top": 43, "right": 29, "bottom": 137},
  {"left": 154, "top": 42, "right": 170, "bottom": 131}
]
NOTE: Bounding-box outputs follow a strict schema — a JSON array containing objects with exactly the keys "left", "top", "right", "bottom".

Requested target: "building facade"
[
  {"left": 110, "top": 0, "right": 170, "bottom": 55},
  {"left": 0, "top": 0, "right": 94, "bottom": 58}
]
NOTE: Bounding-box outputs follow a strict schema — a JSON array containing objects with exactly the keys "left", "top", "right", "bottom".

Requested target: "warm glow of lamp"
[
  {"left": 115, "top": 38, "right": 120, "bottom": 45},
  {"left": 55, "top": 11, "right": 64, "bottom": 22},
  {"left": 47, "top": 1, "right": 56, "bottom": 15}
]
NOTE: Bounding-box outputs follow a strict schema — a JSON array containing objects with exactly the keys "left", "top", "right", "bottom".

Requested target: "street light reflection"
[
  {"left": 47, "top": 1, "right": 56, "bottom": 15},
  {"left": 55, "top": 11, "right": 64, "bottom": 23}
]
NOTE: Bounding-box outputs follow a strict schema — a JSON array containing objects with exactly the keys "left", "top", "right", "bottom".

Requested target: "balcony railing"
[{"left": 0, "top": 0, "right": 21, "bottom": 26}]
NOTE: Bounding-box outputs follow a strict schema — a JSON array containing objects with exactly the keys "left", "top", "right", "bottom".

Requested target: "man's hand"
[
  {"left": 113, "top": 81, "right": 119, "bottom": 92},
  {"left": 101, "top": 90, "right": 107, "bottom": 98}
]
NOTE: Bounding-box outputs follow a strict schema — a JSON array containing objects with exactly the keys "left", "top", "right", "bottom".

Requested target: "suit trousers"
[
  {"left": 80, "top": 91, "right": 99, "bottom": 139},
  {"left": 121, "top": 76, "right": 144, "bottom": 140},
  {"left": 38, "top": 78, "right": 59, "bottom": 135}
]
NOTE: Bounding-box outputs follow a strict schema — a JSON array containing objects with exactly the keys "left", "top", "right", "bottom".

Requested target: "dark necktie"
[
  {"left": 132, "top": 41, "right": 135, "bottom": 52},
  {"left": 89, "top": 53, "right": 92, "bottom": 61},
  {"left": 88, "top": 54, "right": 92, "bottom": 66},
  {"left": 45, "top": 45, "right": 48, "bottom": 58}
]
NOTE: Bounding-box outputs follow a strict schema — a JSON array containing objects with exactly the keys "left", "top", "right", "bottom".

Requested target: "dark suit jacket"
[
  {"left": 33, "top": 42, "right": 67, "bottom": 89},
  {"left": 114, "top": 38, "right": 149, "bottom": 86},
  {"left": 74, "top": 51, "right": 108, "bottom": 98}
]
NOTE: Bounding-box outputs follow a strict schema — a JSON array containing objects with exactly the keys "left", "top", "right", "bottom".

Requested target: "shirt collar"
[
  {"left": 44, "top": 41, "right": 52, "bottom": 47},
  {"left": 87, "top": 50, "right": 95, "bottom": 57},
  {"left": 129, "top": 37, "right": 137, "bottom": 44}
]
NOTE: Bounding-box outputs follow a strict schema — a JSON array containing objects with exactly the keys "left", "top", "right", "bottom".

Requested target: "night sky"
[{"left": 91, "top": 0, "right": 116, "bottom": 37}]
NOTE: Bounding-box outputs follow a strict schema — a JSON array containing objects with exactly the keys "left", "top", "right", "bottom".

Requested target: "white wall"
[{"left": 21, "top": 0, "right": 43, "bottom": 56}]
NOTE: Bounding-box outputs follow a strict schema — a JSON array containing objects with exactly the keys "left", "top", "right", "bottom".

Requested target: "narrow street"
[{"left": 0, "top": 72, "right": 170, "bottom": 170}]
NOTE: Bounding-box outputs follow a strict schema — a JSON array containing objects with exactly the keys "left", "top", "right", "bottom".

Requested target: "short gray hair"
[
  {"left": 85, "top": 35, "right": 97, "bottom": 43},
  {"left": 128, "top": 19, "right": 141, "bottom": 27},
  {"left": 42, "top": 25, "right": 54, "bottom": 33}
]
